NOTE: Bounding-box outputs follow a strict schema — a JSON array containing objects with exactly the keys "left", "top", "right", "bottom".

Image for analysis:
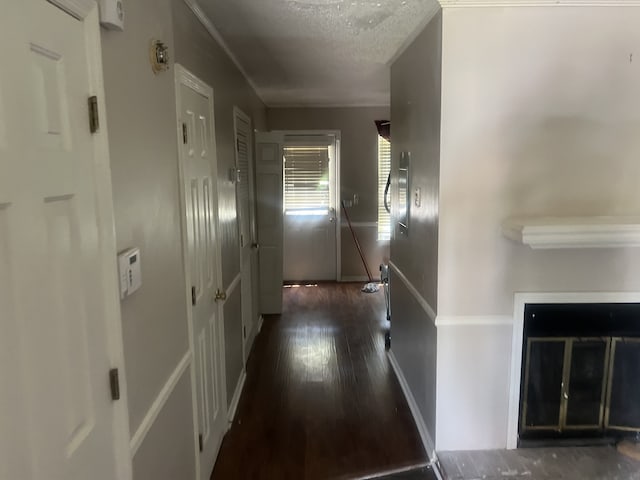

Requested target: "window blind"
[
  {"left": 377, "top": 136, "right": 391, "bottom": 241},
  {"left": 283, "top": 146, "right": 330, "bottom": 215}
]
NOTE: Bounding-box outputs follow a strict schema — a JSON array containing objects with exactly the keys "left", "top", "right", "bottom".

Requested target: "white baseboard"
[
  {"left": 227, "top": 369, "right": 246, "bottom": 423},
  {"left": 387, "top": 350, "right": 436, "bottom": 461},
  {"left": 130, "top": 350, "right": 192, "bottom": 456},
  {"left": 389, "top": 261, "right": 436, "bottom": 323}
]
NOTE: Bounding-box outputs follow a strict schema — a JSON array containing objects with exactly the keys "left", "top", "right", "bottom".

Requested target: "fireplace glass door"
[{"left": 522, "top": 337, "right": 609, "bottom": 433}]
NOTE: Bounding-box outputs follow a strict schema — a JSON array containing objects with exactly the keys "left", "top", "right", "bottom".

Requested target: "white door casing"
[
  {"left": 175, "top": 64, "right": 227, "bottom": 479},
  {"left": 233, "top": 108, "right": 257, "bottom": 362},
  {"left": 282, "top": 133, "right": 339, "bottom": 282},
  {"left": 255, "top": 132, "right": 284, "bottom": 314},
  {"left": 0, "top": 1, "right": 131, "bottom": 479}
]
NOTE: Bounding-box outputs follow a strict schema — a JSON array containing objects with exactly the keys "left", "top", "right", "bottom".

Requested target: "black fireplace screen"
[{"left": 519, "top": 304, "right": 640, "bottom": 443}]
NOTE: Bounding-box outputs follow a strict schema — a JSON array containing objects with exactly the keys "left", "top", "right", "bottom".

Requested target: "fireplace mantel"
[{"left": 502, "top": 216, "right": 640, "bottom": 249}]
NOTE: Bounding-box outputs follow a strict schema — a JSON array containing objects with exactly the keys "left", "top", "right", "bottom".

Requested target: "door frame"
[
  {"left": 274, "top": 129, "right": 342, "bottom": 281},
  {"left": 233, "top": 106, "right": 257, "bottom": 363},
  {"left": 174, "top": 63, "right": 227, "bottom": 480},
  {"left": 42, "top": 2, "right": 133, "bottom": 478}
]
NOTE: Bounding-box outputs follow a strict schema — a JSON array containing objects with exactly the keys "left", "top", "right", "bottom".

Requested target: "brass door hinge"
[
  {"left": 88, "top": 96, "right": 99, "bottom": 134},
  {"left": 109, "top": 368, "right": 120, "bottom": 401}
]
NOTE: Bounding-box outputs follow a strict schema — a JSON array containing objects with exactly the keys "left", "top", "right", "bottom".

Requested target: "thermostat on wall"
[
  {"left": 118, "top": 247, "right": 141, "bottom": 299},
  {"left": 99, "top": 0, "right": 124, "bottom": 31}
]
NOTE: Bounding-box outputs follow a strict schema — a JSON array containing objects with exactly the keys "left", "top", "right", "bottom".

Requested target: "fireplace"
[{"left": 517, "top": 303, "right": 640, "bottom": 446}]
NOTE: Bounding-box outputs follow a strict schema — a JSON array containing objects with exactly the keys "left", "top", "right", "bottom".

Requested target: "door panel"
[
  {"left": 0, "top": 2, "right": 128, "bottom": 479},
  {"left": 255, "top": 135, "right": 284, "bottom": 314},
  {"left": 176, "top": 67, "right": 227, "bottom": 478},
  {"left": 282, "top": 135, "right": 338, "bottom": 282},
  {"left": 234, "top": 110, "right": 255, "bottom": 361}
]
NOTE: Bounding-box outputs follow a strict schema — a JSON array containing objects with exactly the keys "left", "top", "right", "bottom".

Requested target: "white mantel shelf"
[{"left": 502, "top": 216, "right": 640, "bottom": 249}]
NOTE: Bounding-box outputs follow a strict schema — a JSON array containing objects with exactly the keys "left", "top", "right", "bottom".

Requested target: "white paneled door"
[
  {"left": 0, "top": 1, "right": 130, "bottom": 479},
  {"left": 282, "top": 134, "right": 338, "bottom": 282},
  {"left": 175, "top": 65, "right": 227, "bottom": 479}
]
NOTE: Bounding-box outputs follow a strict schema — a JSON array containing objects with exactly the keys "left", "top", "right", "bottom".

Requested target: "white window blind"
[
  {"left": 377, "top": 136, "right": 391, "bottom": 241},
  {"left": 283, "top": 146, "right": 330, "bottom": 215}
]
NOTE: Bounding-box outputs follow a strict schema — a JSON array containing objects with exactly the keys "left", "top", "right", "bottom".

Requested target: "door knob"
[{"left": 214, "top": 289, "right": 227, "bottom": 302}]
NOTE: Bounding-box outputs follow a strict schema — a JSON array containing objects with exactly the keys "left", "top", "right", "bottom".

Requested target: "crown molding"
[
  {"left": 182, "top": 0, "right": 264, "bottom": 104},
  {"left": 387, "top": 1, "right": 442, "bottom": 66},
  {"left": 438, "top": 0, "right": 640, "bottom": 6}
]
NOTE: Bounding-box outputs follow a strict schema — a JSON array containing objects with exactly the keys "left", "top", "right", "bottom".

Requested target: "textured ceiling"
[{"left": 198, "top": 0, "right": 440, "bottom": 107}]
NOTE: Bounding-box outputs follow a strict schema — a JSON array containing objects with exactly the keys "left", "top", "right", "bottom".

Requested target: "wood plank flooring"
[{"left": 211, "top": 283, "right": 428, "bottom": 480}]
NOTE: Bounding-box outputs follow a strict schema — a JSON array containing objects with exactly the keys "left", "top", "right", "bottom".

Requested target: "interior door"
[
  {"left": 175, "top": 65, "right": 227, "bottom": 478},
  {"left": 255, "top": 132, "right": 284, "bottom": 314},
  {"left": 234, "top": 109, "right": 255, "bottom": 361},
  {"left": 0, "top": 2, "right": 130, "bottom": 479},
  {"left": 282, "top": 134, "right": 338, "bottom": 282}
]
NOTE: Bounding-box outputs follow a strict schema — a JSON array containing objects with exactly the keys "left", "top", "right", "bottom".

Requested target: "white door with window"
[
  {"left": 283, "top": 134, "right": 338, "bottom": 282},
  {"left": 175, "top": 65, "right": 227, "bottom": 478},
  {"left": 0, "top": 1, "right": 131, "bottom": 479}
]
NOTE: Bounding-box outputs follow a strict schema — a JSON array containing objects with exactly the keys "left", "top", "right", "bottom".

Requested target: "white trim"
[
  {"left": 174, "top": 63, "right": 225, "bottom": 480},
  {"left": 234, "top": 106, "right": 255, "bottom": 366},
  {"left": 226, "top": 272, "right": 241, "bottom": 298},
  {"left": 130, "top": 351, "right": 192, "bottom": 456},
  {"left": 175, "top": 64, "right": 213, "bottom": 99},
  {"left": 388, "top": 351, "right": 436, "bottom": 461},
  {"left": 502, "top": 216, "right": 640, "bottom": 249},
  {"left": 80, "top": 5, "right": 132, "bottom": 479},
  {"left": 435, "top": 314, "right": 513, "bottom": 327},
  {"left": 227, "top": 369, "right": 247, "bottom": 423},
  {"left": 340, "top": 221, "right": 378, "bottom": 228},
  {"left": 277, "top": 130, "right": 342, "bottom": 282},
  {"left": 439, "top": 0, "right": 640, "bottom": 6},
  {"left": 388, "top": 261, "right": 437, "bottom": 323},
  {"left": 47, "top": 0, "right": 95, "bottom": 19},
  {"left": 335, "top": 136, "right": 342, "bottom": 282},
  {"left": 181, "top": 0, "right": 263, "bottom": 104},
  {"left": 506, "top": 291, "right": 640, "bottom": 449}
]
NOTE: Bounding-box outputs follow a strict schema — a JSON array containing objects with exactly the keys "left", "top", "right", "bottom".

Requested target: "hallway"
[{"left": 211, "top": 283, "right": 429, "bottom": 479}]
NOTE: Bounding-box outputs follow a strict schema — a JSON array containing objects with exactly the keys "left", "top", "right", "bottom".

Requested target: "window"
[
  {"left": 377, "top": 136, "right": 391, "bottom": 240},
  {"left": 283, "top": 146, "right": 330, "bottom": 215}
]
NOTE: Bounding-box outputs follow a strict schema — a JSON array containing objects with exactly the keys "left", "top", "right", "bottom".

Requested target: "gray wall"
[
  {"left": 102, "top": 1, "right": 267, "bottom": 478},
  {"left": 171, "top": 0, "right": 267, "bottom": 406},
  {"left": 132, "top": 374, "right": 196, "bottom": 479},
  {"left": 435, "top": 6, "right": 640, "bottom": 451},
  {"left": 101, "top": 2, "right": 196, "bottom": 479},
  {"left": 438, "top": 6, "right": 640, "bottom": 316},
  {"left": 267, "top": 107, "right": 390, "bottom": 279},
  {"left": 389, "top": 10, "right": 442, "bottom": 453}
]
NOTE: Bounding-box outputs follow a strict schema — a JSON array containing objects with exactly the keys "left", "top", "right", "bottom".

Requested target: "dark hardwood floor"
[{"left": 211, "top": 282, "right": 428, "bottom": 480}]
